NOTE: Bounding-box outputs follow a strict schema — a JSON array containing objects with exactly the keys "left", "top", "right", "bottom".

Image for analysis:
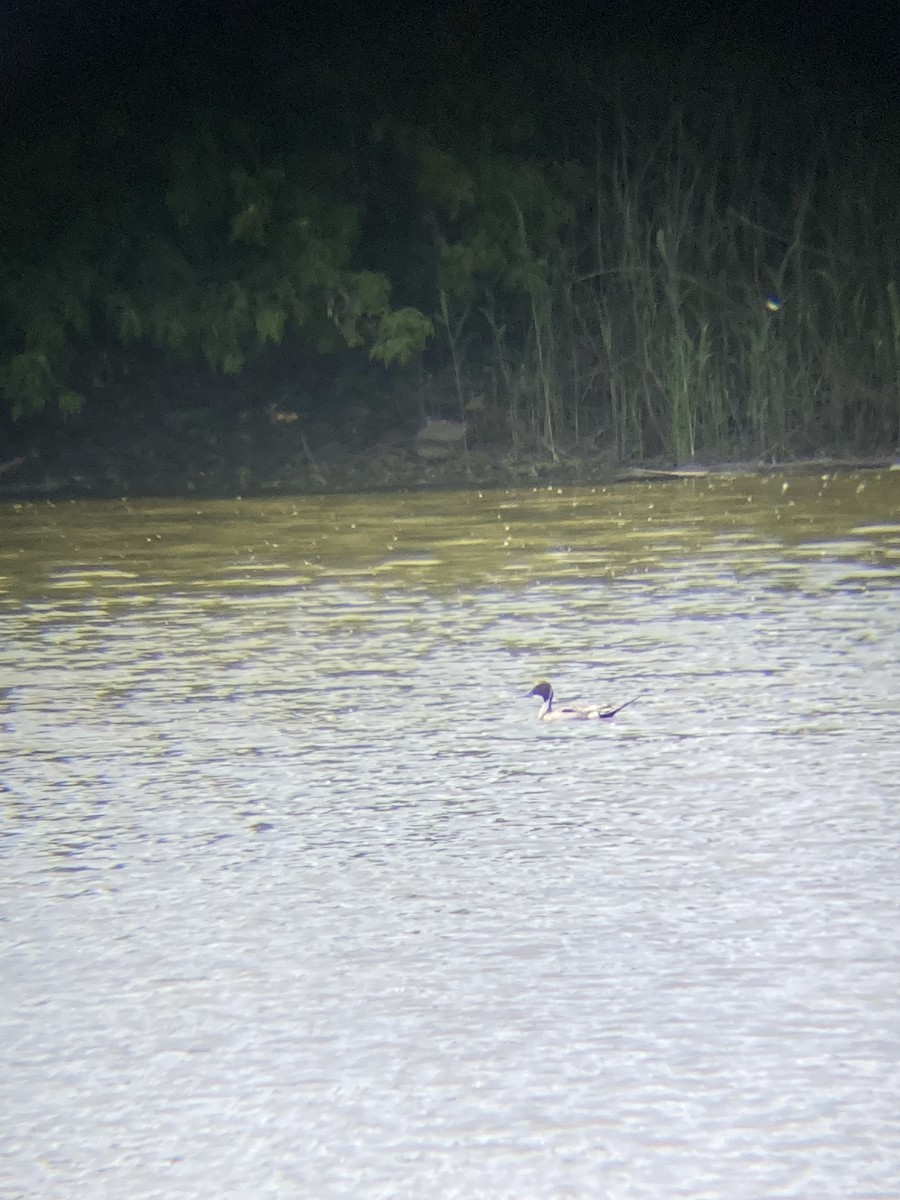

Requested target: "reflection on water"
[{"left": 2, "top": 471, "right": 899, "bottom": 1199}]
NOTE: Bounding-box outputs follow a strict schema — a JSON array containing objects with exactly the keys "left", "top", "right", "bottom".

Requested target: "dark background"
[
  {"left": 4, "top": 0, "right": 895, "bottom": 124},
  {"left": 1, "top": 0, "right": 897, "bottom": 494}
]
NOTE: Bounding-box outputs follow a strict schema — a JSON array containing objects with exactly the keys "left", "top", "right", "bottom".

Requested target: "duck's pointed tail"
[{"left": 596, "top": 694, "right": 641, "bottom": 720}]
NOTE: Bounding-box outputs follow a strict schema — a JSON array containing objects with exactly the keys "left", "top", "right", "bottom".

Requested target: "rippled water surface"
[{"left": 2, "top": 471, "right": 899, "bottom": 1199}]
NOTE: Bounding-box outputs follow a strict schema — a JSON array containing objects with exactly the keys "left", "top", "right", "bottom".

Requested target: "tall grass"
[{"left": 439, "top": 75, "right": 900, "bottom": 463}]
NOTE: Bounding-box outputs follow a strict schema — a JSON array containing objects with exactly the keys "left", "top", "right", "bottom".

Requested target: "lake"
[{"left": 2, "top": 470, "right": 899, "bottom": 1199}]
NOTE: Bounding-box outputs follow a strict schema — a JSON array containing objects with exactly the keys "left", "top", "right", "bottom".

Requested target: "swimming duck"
[{"left": 527, "top": 680, "right": 639, "bottom": 722}]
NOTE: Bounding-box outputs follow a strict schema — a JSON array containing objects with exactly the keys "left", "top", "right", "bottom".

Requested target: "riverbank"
[{"left": 1, "top": 401, "right": 896, "bottom": 501}]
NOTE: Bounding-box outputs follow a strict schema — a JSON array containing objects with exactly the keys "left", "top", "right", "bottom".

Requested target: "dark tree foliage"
[{"left": 1, "top": 33, "right": 897, "bottom": 461}]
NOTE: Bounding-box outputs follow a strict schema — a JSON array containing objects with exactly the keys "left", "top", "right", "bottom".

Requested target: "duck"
[{"left": 527, "top": 680, "right": 640, "bottom": 722}]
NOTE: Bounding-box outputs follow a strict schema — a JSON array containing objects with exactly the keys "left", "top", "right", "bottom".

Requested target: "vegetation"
[
  {"left": 0, "top": 110, "right": 431, "bottom": 419},
  {"left": 2, "top": 45, "right": 898, "bottom": 471}
]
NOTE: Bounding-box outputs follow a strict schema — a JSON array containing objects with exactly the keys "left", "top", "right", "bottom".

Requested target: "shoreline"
[
  {"left": 1, "top": 415, "right": 897, "bottom": 502},
  {"left": 2, "top": 449, "right": 896, "bottom": 504}
]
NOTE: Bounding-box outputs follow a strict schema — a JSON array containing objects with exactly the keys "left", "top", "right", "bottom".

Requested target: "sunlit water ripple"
[{"left": 1, "top": 471, "right": 899, "bottom": 1199}]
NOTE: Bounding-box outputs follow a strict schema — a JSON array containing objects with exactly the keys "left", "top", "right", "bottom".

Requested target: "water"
[{"left": 2, "top": 471, "right": 899, "bottom": 1199}]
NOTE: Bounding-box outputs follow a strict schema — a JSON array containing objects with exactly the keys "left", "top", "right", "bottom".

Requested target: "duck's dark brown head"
[{"left": 527, "top": 681, "right": 553, "bottom": 703}]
